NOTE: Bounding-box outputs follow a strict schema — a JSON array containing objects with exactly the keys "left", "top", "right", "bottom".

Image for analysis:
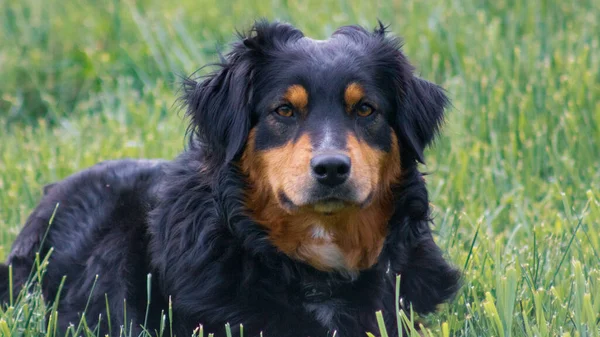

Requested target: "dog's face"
[
  {"left": 245, "top": 37, "right": 403, "bottom": 214},
  {"left": 184, "top": 21, "right": 449, "bottom": 271}
]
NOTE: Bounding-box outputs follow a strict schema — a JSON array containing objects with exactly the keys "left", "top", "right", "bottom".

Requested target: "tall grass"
[{"left": 1, "top": 0, "right": 599, "bottom": 336}]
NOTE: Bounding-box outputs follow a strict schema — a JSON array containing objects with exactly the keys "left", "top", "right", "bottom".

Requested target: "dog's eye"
[
  {"left": 356, "top": 103, "right": 375, "bottom": 117},
  {"left": 275, "top": 105, "right": 294, "bottom": 118}
]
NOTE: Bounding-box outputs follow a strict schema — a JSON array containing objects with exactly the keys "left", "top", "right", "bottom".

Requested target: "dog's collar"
[{"left": 301, "top": 281, "right": 334, "bottom": 303}]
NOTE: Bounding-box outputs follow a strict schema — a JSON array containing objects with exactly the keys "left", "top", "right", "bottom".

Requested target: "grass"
[{"left": 1, "top": 0, "right": 599, "bottom": 336}]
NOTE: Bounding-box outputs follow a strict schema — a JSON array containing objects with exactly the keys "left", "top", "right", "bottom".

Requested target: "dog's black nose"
[{"left": 310, "top": 154, "right": 351, "bottom": 187}]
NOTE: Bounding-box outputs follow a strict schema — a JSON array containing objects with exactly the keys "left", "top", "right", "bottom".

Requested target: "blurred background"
[{"left": 0, "top": 0, "right": 599, "bottom": 336}]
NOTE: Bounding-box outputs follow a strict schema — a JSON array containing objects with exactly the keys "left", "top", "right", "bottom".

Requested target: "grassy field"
[{"left": 1, "top": 0, "right": 599, "bottom": 336}]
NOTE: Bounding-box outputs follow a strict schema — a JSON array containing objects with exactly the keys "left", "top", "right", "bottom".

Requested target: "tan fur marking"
[
  {"left": 344, "top": 83, "right": 365, "bottom": 112},
  {"left": 283, "top": 85, "right": 309, "bottom": 112},
  {"left": 240, "top": 129, "right": 402, "bottom": 272}
]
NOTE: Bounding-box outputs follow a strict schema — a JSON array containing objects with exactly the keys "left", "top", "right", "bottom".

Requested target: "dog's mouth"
[
  {"left": 312, "top": 198, "right": 348, "bottom": 214},
  {"left": 278, "top": 190, "right": 373, "bottom": 215}
]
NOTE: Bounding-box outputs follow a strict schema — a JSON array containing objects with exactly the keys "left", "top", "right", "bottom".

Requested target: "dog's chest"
[{"left": 298, "top": 225, "right": 348, "bottom": 271}]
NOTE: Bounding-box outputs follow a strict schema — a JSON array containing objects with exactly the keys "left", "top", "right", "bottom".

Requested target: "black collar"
[{"left": 301, "top": 281, "right": 335, "bottom": 303}]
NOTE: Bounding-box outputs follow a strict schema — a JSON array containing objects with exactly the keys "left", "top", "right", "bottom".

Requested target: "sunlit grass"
[{"left": 1, "top": 0, "right": 599, "bottom": 336}]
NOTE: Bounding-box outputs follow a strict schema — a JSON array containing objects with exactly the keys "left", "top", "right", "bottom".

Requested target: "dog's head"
[{"left": 183, "top": 21, "right": 449, "bottom": 272}]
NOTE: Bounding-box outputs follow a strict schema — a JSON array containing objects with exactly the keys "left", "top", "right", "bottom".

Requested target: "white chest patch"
[
  {"left": 305, "top": 241, "right": 346, "bottom": 270},
  {"left": 299, "top": 226, "right": 347, "bottom": 271},
  {"left": 311, "top": 225, "right": 333, "bottom": 241}
]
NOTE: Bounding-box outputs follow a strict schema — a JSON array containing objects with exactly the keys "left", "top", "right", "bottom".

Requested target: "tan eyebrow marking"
[
  {"left": 344, "top": 82, "right": 365, "bottom": 112},
  {"left": 283, "top": 85, "right": 309, "bottom": 112}
]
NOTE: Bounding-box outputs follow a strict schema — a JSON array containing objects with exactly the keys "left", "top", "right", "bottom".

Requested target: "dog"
[{"left": 0, "top": 20, "right": 461, "bottom": 337}]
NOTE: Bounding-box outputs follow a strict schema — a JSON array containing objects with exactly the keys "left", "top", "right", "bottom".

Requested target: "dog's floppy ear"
[
  {"left": 182, "top": 20, "right": 303, "bottom": 172},
  {"left": 397, "top": 76, "right": 449, "bottom": 164},
  {"left": 182, "top": 49, "right": 252, "bottom": 172},
  {"left": 372, "top": 22, "right": 449, "bottom": 164}
]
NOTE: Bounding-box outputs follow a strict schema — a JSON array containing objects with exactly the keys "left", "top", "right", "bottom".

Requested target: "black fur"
[{"left": 1, "top": 21, "right": 460, "bottom": 337}]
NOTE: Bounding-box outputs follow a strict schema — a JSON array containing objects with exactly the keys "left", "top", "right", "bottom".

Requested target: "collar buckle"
[{"left": 302, "top": 282, "right": 333, "bottom": 303}]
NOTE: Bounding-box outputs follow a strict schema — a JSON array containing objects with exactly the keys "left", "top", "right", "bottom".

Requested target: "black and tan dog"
[{"left": 0, "top": 21, "right": 460, "bottom": 337}]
